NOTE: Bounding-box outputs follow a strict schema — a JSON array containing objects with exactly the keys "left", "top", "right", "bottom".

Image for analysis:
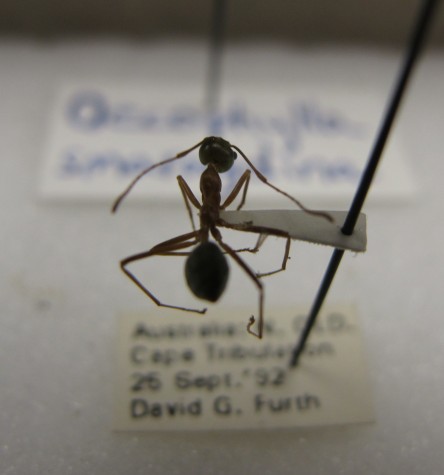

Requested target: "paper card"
[
  {"left": 40, "top": 83, "right": 416, "bottom": 205},
  {"left": 114, "top": 305, "right": 374, "bottom": 431},
  {"left": 219, "top": 210, "right": 367, "bottom": 252}
]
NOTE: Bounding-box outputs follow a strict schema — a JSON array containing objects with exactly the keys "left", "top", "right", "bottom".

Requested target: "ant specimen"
[{"left": 112, "top": 136, "right": 332, "bottom": 338}]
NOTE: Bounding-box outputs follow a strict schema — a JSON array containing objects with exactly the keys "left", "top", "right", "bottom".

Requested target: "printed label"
[
  {"left": 114, "top": 306, "right": 374, "bottom": 431},
  {"left": 40, "top": 84, "right": 415, "bottom": 204}
]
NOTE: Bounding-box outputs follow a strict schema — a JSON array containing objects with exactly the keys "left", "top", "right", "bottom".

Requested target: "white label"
[
  {"left": 40, "top": 84, "right": 415, "bottom": 204},
  {"left": 114, "top": 306, "right": 374, "bottom": 431}
]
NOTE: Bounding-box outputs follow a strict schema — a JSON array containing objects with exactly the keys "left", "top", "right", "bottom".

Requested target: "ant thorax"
[{"left": 200, "top": 164, "right": 222, "bottom": 203}]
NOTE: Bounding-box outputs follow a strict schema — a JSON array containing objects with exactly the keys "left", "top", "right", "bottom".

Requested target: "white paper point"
[{"left": 219, "top": 210, "right": 367, "bottom": 252}]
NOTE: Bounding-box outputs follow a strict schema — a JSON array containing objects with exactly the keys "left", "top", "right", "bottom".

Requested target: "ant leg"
[
  {"left": 120, "top": 231, "right": 207, "bottom": 314},
  {"left": 250, "top": 233, "right": 268, "bottom": 252},
  {"left": 221, "top": 169, "right": 251, "bottom": 210},
  {"left": 219, "top": 230, "right": 290, "bottom": 277},
  {"left": 177, "top": 175, "right": 201, "bottom": 232},
  {"left": 212, "top": 231, "right": 264, "bottom": 339},
  {"left": 256, "top": 237, "right": 291, "bottom": 278},
  {"left": 225, "top": 233, "right": 267, "bottom": 257},
  {"left": 218, "top": 246, "right": 259, "bottom": 255},
  {"left": 218, "top": 221, "right": 292, "bottom": 277}
]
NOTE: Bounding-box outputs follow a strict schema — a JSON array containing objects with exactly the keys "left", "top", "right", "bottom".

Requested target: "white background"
[{"left": 1, "top": 41, "right": 443, "bottom": 475}]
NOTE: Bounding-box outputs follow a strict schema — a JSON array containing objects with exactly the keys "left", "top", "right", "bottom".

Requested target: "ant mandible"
[{"left": 112, "top": 136, "right": 332, "bottom": 338}]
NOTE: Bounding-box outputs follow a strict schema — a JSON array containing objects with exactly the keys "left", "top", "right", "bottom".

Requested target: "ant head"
[{"left": 199, "top": 136, "right": 237, "bottom": 173}]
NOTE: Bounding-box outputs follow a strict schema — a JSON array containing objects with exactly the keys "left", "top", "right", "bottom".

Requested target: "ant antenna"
[
  {"left": 111, "top": 139, "right": 204, "bottom": 213},
  {"left": 231, "top": 144, "right": 334, "bottom": 222}
]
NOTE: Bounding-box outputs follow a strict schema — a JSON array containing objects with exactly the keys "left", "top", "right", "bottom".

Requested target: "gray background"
[
  {"left": 1, "top": 1, "right": 443, "bottom": 475},
  {"left": 1, "top": 0, "right": 444, "bottom": 46}
]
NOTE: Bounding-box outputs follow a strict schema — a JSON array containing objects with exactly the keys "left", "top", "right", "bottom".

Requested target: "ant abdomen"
[{"left": 185, "top": 241, "right": 229, "bottom": 302}]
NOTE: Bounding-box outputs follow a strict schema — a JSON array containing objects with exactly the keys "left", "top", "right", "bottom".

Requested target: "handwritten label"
[
  {"left": 40, "top": 84, "right": 415, "bottom": 204},
  {"left": 114, "top": 306, "right": 374, "bottom": 431}
]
